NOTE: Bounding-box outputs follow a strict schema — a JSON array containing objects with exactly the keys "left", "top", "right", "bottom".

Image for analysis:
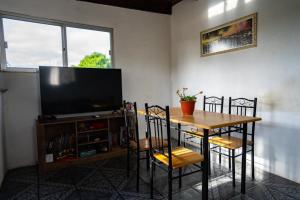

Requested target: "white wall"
[
  {"left": 171, "top": 0, "right": 300, "bottom": 183},
  {"left": 0, "top": 0, "right": 171, "bottom": 169},
  {"left": 0, "top": 89, "right": 5, "bottom": 185},
  {"left": 0, "top": 73, "right": 5, "bottom": 185}
]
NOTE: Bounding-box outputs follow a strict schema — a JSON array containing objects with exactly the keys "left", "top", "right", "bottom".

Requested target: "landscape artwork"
[{"left": 201, "top": 13, "right": 257, "bottom": 56}]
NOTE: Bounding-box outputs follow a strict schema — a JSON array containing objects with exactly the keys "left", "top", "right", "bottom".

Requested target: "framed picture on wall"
[{"left": 200, "top": 13, "right": 257, "bottom": 57}]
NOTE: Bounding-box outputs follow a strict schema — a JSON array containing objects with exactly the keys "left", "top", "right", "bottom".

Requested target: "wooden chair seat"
[
  {"left": 154, "top": 147, "right": 204, "bottom": 169},
  {"left": 130, "top": 137, "right": 168, "bottom": 151},
  {"left": 209, "top": 135, "right": 253, "bottom": 150}
]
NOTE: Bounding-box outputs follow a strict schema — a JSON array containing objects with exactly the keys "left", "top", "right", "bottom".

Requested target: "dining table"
[{"left": 138, "top": 107, "right": 261, "bottom": 200}]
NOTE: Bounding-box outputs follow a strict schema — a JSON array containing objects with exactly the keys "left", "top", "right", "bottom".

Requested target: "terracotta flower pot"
[{"left": 180, "top": 101, "right": 196, "bottom": 115}]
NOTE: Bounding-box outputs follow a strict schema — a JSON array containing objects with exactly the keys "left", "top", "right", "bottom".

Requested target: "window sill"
[{"left": 0, "top": 68, "right": 38, "bottom": 73}]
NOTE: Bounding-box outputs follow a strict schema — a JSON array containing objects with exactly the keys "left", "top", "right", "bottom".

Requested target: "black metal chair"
[
  {"left": 184, "top": 96, "right": 224, "bottom": 154},
  {"left": 203, "top": 96, "right": 224, "bottom": 113},
  {"left": 123, "top": 101, "right": 169, "bottom": 192},
  {"left": 123, "top": 101, "right": 141, "bottom": 191},
  {"left": 145, "top": 103, "right": 203, "bottom": 200},
  {"left": 209, "top": 97, "right": 257, "bottom": 186}
]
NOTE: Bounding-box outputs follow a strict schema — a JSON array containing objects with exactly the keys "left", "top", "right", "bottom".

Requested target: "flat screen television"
[{"left": 39, "top": 66, "right": 123, "bottom": 115}]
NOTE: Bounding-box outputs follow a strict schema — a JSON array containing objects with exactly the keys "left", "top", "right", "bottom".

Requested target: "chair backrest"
[
  {"left": 123, "top": 101, "right": 140, "bottom": 143},
  {"left": 145, "top": 103, "right": 172, "bottom": 167},
  {"left": 229, "top": 97, "right": 257, "bottom": 135},
  {"left": 203, "top": 96, "right": 224, "bottom": 113}
]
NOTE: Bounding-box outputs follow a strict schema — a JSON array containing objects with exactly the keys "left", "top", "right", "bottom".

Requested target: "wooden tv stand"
[{"left": 36, "top": 112, "right": 129, "bottom": 172}]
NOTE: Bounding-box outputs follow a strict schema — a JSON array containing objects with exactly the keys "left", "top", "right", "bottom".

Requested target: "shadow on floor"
[{"left": 0, "top": 152, "right": 299, "bottom": 200}]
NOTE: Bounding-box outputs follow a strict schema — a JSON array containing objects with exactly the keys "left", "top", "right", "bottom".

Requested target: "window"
[
  {"left": 0, "top": 13, "right": 113, "bottom": 71},
  {"left": 67, "top": 27, "right": 111, "bottom": 68},
  {"left": 2, "top": 18, "right": 63, "bottom": 68}
]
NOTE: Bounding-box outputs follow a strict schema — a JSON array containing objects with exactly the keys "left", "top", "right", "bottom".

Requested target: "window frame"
[{"left": 0, "top": 11, "right": 114, "bottom": 72}]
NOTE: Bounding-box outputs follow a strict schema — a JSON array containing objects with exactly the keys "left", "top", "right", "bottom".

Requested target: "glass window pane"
[
  {"left": 67, "top": 27, "right": 111, "bottom": 68},
  {"left": 3, "top": 18, "right": 63, "bottom": 68}
]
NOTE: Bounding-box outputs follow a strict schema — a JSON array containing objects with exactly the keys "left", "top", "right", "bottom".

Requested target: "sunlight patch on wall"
[
  {"left": 208, "top": 0, "right": 253, "bottom": 18},
  {"left": 208, "top": 2, "right": 225, "bottom": 18},
  {"left": 226, "top": 0, "right": 239, "bottom": 11}
]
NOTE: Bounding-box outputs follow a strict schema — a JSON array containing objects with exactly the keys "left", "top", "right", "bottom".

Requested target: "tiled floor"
[{"left": 0, "top": 152, "right": 300, "bottom": 200}]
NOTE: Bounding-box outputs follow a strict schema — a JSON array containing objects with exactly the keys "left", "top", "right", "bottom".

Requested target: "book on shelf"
[{"left": 46, "top": 133, "right": 75, "bottom": 162}]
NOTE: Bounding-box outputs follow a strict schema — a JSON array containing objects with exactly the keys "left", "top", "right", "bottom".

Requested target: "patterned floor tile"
[
  {"left": 115, "top": 193, "right": 165, "bottom": 200},
  {"left": 101, "top": 154, "right": 135, "bottom": 170},
  {"left": 1, "top": 153, "right": 299, "bottom": 200},
  {"left": 5, "top": 166, "right": 40, "bottom": 184},
  {"left": 119, "top": 175, "right": 164, "bottom": 199},
  {"left": 46, "top": 166, "right": 95, "bottom": 185},
  {"left": 192, "top": 174, "right": 239, "bottom": 200},
  {"left": 0, "top": 180, "right": 33, "bottom": 199},
  {"left": 77, "top": 170, "right": 115, "bottom": 192},
  {"left": 172, "top": 188, "right": 201, "bottom": 200},
  {"left": 246, "top": 181, "right": 300, "bottom": 200},
  {"left": 229, "top": 194, "right": 256, "bottom": 200},
  {"left": 101, "top": 168, "right": 127, "bottom": 189},
  {"left": 11, "top": 183, "right": 74, "bottom": 200},
  {"left": 65, "top": 189, "right": 114, "bottom": 200}
]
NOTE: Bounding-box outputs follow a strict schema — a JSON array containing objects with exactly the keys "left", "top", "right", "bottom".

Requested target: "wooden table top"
[{"left": 138, "top": 107, "right": 261, "bottom": 129}]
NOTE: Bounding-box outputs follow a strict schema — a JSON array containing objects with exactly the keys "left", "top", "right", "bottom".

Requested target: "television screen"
[{"left": 39, "top": 66, "right": 122, "bottom": 115}]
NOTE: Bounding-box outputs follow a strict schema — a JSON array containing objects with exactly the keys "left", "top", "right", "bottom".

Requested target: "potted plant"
[{"left": 176, "top": 88, "right": 203, "bottom": 115}]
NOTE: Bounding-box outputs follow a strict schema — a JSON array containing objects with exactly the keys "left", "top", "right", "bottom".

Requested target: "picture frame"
[{"left": 200, "top": 13, "right": 257, "bottom": 57}]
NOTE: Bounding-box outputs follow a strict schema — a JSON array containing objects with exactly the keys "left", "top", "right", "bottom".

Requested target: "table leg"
[
  {"left": 177, "top": 123, "right": 181, "bottom": 146},
  {"left": 241, "top": 123, "right": 248, "bottom": 194},
  {"left": 202, "top": 129, "right": 209, "bottom": 200},
  {"left": 37, "top": 164, "right": 40, "bottom": 200}
]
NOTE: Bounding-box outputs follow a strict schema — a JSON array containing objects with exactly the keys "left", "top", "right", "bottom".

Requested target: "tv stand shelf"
[
  {"left": 36, "top": 112, "right": 128, "bottom": 172},
  {"left": 77, "top": 128, "right": 108, "bottom": 134}
]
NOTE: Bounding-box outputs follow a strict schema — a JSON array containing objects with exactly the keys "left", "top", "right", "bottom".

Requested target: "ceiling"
[{"left": 78, "top": 0, "right": 183, "bottom": 15}]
